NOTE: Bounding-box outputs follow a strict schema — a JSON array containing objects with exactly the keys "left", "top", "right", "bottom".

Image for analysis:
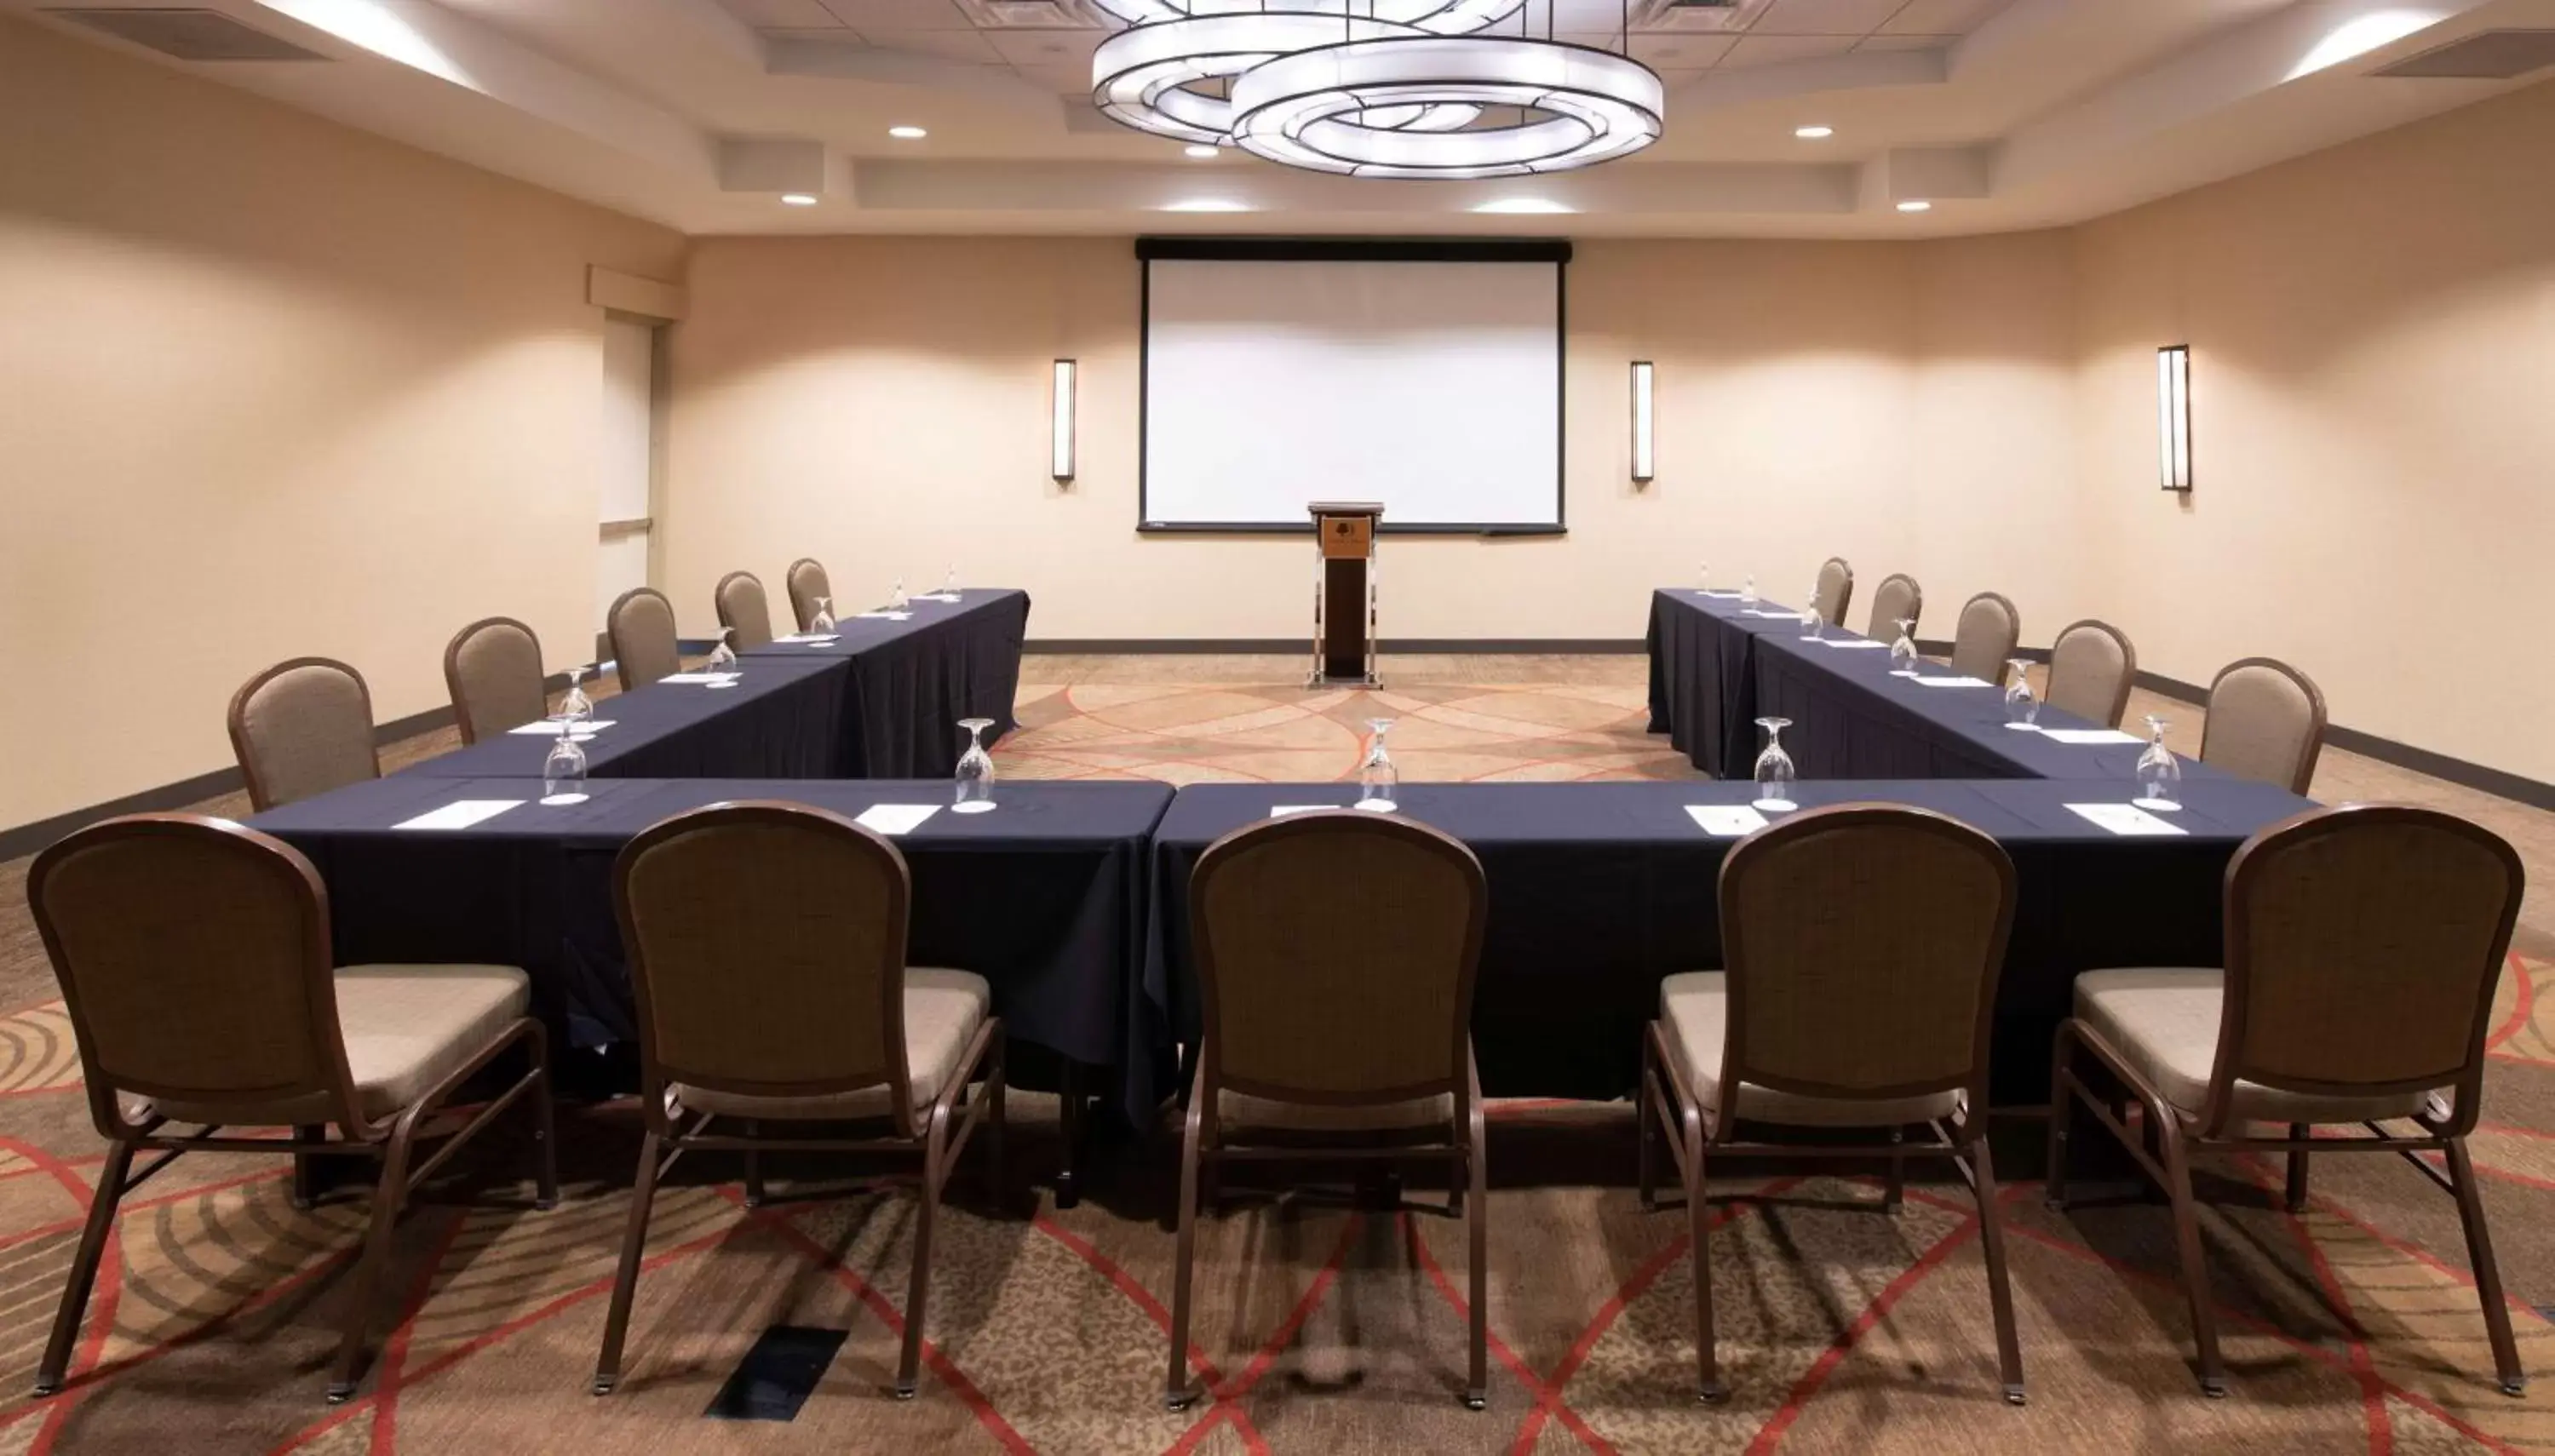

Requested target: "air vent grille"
[
  {"left": 2374, "top": 30, "right": 2555, "bottom": 80},
  {"left": 42, "top": 7, "right": 327, "bottom": 62}
]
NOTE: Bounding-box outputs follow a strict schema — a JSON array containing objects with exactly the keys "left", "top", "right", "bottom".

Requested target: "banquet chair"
[
  {"left": 2200, "top": 656, "right": 2327, "bottom": 794},
  {"left": 443, "top": 616, "right": 547, "bottom": 744},
  {"left": 2044, "top": 619, "right": 2138, "bottom": 729},
  {"left": 1168, "top": 811, "right": 1490, "bottom": 1412},
  {"left": 714, "top": 570, "right": 776, "bottom": 650},
  {"left": 1642, "top": 804, "right": 2025, "bottom": 1407},
  {"left": 606, "top": 586, "right": 681, "bottom": 691},
  {"left": 228, "top": 656, "right": 380, "bottom": 811},
  {"left": 1864, "top": 572, "right": 1922, "bottom": 642},
  {"left": 787, "top": 557, "right": 833, "bottom": 632},
  {"left": 2050, "top": 805, "right": 2524, "bottom": 1398},
  {"left": 27, "top": 815, "right": 554, "bottom": 1404},
  {"left": 596, "top": 802, "right": 1006, "bottom": 1401},
  {"left": 1813, "top": 556, "right": 1854, "bottom": 627},
  {"left": 1949, "top": 592, "right": 2023, "bottom": 684}
]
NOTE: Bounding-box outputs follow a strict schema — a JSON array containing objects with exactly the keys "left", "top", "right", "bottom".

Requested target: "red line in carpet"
[
  {"left": 1396, "top": 1207, "right": 1611, "bottom": 1455},
  {"left": 2488, "top": 953, "right": 2535, "bottom": 1052},
  {"left": 1028, "top": 1214, "right": 1272, "bottom": 1455},
  {"left": 1157, "top": 1212, "right": 1367, "bottom": 1456},
  {"left": 1743, "top": 1213, "right": 1982, "bottom": 1455},
  {"left": 2241, "top": 1153, "right": 2392, "bottom": 1455},
  {"left": 29, "top": 1222, "right": 122, "bottom": 1456},
  {"left": 367, "top": 1207, "right": 472, "bottom": 1456}
]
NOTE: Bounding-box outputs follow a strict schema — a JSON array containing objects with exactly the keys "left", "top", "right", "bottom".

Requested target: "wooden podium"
[{"left": 1308, "top": 502, "right": 1382, "bottom": 687}]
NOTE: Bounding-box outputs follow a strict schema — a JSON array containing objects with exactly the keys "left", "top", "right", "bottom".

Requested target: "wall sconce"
[
  {"left": 1050, "top": 358, "right": 1077, "bottom": 483},
  {"left": 1629, "top": 360, "right": 1655, "bottom": 486},
  {"left": 2156, "top": 344, "right": 2191, "bottom": 492}
]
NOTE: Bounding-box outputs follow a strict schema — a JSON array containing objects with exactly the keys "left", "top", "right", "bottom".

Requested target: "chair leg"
[
  {"left": 1164, "top": 1102, "right": 1206, "bottom": 1411},
  {"left": 1968, "top": 1137, "right": 2027, "bottom": 1407},
  {"left": 290, "top": 1125, "right": 326, "bottom": 1211},
  {"left": 1883, "top": 1126, "right": 1906, "bottom": 1213},
  {"left": 2155, "top": 1113, "right": 2225, "bottom": 1397},
  {"left": 2283, "top": 1123, "right": 2311, "bottom": 1214},
  {"left": 35, "top": 1139, "right": 134, "bottom": 1396},
  {"left": 1684, "top": 1115, "right": 1725, "bottom": 1404},
  {"left": 592, "top": 1129, "right": 662, "bottom": 1395},
  {"left": 742, "top": 1120, "right": 766, "bottom": 1210},
  {"left": 2045, "top": 1027, "right": 2076, "bottom": 1212},
  {"left": 896, "top": 1106, "right": 950, "bottom": 1400},
  {"left": 329, "top": 1132, "right": 416, "bottom": 1402},
  {"left": 984, "top": 1036, "right": 1008, "bottom": 1203},
  {"left": 1464, "top": 1109, "right": 1488, "bottom": 1411},
  {"left": 1636, "top": 1032, "right": 1659, "bottom": 1212},
  {"left": 530, "top": 1038, "right": 560, "bottom": 1212},
  {"left": 2444, "top": 1138, "right": 2527, "bottom": 1396}
]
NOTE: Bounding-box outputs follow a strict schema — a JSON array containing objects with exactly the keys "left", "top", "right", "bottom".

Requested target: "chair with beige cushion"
[
  {"left": 2050, "top": 804, "right": 2525, "bottom": 1398},
  {"left": 606, "top": 586, "right": 681, "bottom": 692},
  {"left": 714, "top": 570, "right": 775, "bottom": 650},
  {"left": 1863, "top": 572, "right": 1921, "bottom": 643},
  {"left": 228, "top": 657, "right": 381, "bottom": 811},
  {"left": 595, "top": 801, "right": 1005, "bottom": 1401},
  {"left": 1949, "top": 592, "right": 2022, "bottom": 685},
  {"left": 1641, "top": 804, "right": 2024, "bottom": 1407},
  {"left": 1168, "top": 811, "right": 1490, "bottom": 1412},
  {"left": 1812, "top": 556, "right": 1854, "bottom": 628},
  {"left": 786, "top": 557, "right": 834, "bottom": 632},
  {"left": 443, "top": 616, "right": 548, "bottom": 745},
  {"left": 2200, "top": 656, "right": 2326, "bottom": 794},
  {"left": 2043, "top": 619, "right": 2137, "bottom": 729},
  {"left": 27, "top": 816, "right": 554, "bottom": 1403}
]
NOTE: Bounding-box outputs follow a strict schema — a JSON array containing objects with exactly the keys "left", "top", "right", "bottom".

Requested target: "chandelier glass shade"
[{"left": 1089, "top": 3, "right": 1662, "bottom": 177}]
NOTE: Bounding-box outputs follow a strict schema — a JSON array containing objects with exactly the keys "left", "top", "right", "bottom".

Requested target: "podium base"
[{"left": 1307, "top": 669, "right": 1381, "bottom": 689}]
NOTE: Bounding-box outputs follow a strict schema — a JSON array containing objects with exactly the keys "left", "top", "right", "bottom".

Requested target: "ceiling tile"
[
  {"left": 819, "top": 0, "right": 977, "bottom": 30},
  {"left": 983, "top": 28, "right": 1105, "bottom": 66},
  {"left": 1012, "top": 60, "right": 1094, "bottom": 95},
  {"left": 860, "top": 27, "right": 1009, "bottom": 60},
  {"left": 1751, "top": 0, "right": 1909, "bottom": 36},
  {"left": 1633, "top": 33, "right": 1737, "bottom": 66},
  {"left": 1854, "top": 32, "right": 1949, "bottom": 51},
  {"left": 1720, "top": 33, "right": 1857, "bottom": 66},
  {"left": 1878, "top": 0, "right": 2012, "bottom": 35},
  {"left": 722, "top": 0, "right": 842, "bottom": 26}
]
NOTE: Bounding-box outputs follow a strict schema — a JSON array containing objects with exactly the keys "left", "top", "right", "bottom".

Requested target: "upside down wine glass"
[
  {"left": 705, "top": 627, "right": 739, "bottom": 687},
  {"left": 1740, "top": 574, "right": 1759, "bottom": 607},
  {"left": 1889, "top": 619, "right": 1921, "bottom": 678},
  {"left": 2003, "top": 659, "right": 2041, "bottom": 729},
  {"left": 1357, "top": 718, "right": 1398, "bottom": 812},
  {"left": 954, "top": 718, "right": 996, "bottom": 813},
  {"left": 1800, "top": 599, "right": 1823, "bottom": 642},
  {"left": 555, "top": 664, "right": 594, "bottom": 731},
  {"left": 942, "top": 564, "right": 962, "bottom": 598},
  {"left": 811, "top": 595, "right": 835, "bottom": 633},
  {"left": 2134, "top": 715, "right": 2183, "bottom": 812},
  {"left": 541, "top": 735, "right": 589, "bottom": 805},
  {"left": 889, "top": 576, "right": 910, "bottom": 611},
  {"left": 1752, "top": 716, "right": 1796, "bottom": 813},
  {"left": 1697, "top": 561, "right": 1709, "bottom": 592}
]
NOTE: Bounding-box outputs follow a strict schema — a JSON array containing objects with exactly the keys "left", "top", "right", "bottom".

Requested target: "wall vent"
[
  {"left": 41, "top": 8, "right": 328, "bottom": 62},
  {"left": 2374, "top": 30, "right": 2555, "bottom": 80}
]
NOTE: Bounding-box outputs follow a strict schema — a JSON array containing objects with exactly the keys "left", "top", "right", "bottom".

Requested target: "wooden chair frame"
[
  {"left": 1865, "top": 572, "right": 1922, "bottom": 643},
  {"left": 606, "top": 586, "right": 680, "bottom": 692},
  {"left": 786, "top": 557, "right": 832, "bottom": 633},
  {"left": 27, "top": 815, "right": 555, "bottom": 1404},
  {"left": 2046, "top": 618, "right": 2138, "bottom": 730},
  {"left": 594, "top": 801, "right": 1007, "bottom": 1401},
  {"left": 442, "top": 616, "right": 546, "bottom": 746},
  {"left": 714, "top": 570, "right": 773, "bottom": 650},
  {"left": 2201, "top": 656, "right": 2328, "bottom": 794},
  {"left": 2048, "top": 804, "right": 2524, "bottom": 1398}
]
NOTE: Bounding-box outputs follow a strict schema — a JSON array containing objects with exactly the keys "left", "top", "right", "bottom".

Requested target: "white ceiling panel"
[
  {"left": 1880, "top": 0, "right": 2018, "bottom": 35},
  {"left": 1720, "top": 33, "right": 1859, "bottom": 67},
  {"left": 816, "top": 0, "right": 979, "bottom": 31},
  {"left": 982, "top": 27, "right": 1105, "bottom": 66},
  {"left": 721, "top": 0, "right": 839, "bottom": 26},
  {"left": 1753, "top": 0, "right": 1915, "bottom": 36},
  {"left": 862, "top": 26, "right": 1009, "bottom": 60}
]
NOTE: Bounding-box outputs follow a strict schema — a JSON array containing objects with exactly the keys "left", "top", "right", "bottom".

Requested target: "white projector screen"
[{"left": 1140, "top": 250, "right": 1565, "bottom": 532}]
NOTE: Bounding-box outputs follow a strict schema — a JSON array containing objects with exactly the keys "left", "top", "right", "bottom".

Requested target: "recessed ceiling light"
[
  {"left": 1794, "top": 124, "right": 1834, "bottom": 140},
  {"left": 1473, "top": 198, "right": 1576, "bottom": 214},
  {"left": 888, "top": 125, "right": 927, "bottom": 140},
  {"left": 779, "top": 192, "right": 818, "bottom": 206},
  {"left": 1897, "top": 199, "right": 1933, "bottom": 213},
  {"left": 1184, "top": 144, "right": 1219, "bottom": 158},
  {"left": 1163, "top": 198, "right": 1253, "bottom": 212}
]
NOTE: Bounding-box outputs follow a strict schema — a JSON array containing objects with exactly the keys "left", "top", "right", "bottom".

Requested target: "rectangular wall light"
[
  {"left": 1629, "top": 360, "right": 1655, "bottom": 485},
  {"left": 1050, "top": 358, "right": 1077, "bottom": 483},
  {"left": 2156, "top": 344, "right": 2191, "bottom": 492}
]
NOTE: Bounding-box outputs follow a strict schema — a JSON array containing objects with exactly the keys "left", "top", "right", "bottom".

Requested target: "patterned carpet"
[{"left": 6, "top": 669, "right": 2555, "bottom": 1453}]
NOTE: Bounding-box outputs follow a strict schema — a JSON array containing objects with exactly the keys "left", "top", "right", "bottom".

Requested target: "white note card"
[
  {"left": 1270, "top": 804, "right": 1341, "bottom": 817},
  {"left": 2065, "top": 803, "right": 2187, "bottom": 837},
  {"left": 1686, "top": 805, "right": 1770, "bottom": 837},
  {"left": 1695, "top": 590, "right": 1743, "bottom": 599},
  {"left": 857, "top": 610, "right": 914, "bottom": 622},
  {"left": 2041, "top": 728, "right": 2144, "bottom": 745},
  {"left": 660, "top": 672, "right": 742, "bottom": 685},
  {"left": 1820, "top": 639, "right": 1890, "bottom": 651},
  {"left": 910, "top": 593, "right": 961, "bottom": 604},
  {"left": 508, "top": 719, "right": 616, "bottom": 737},
  {"left": 774, "top": 634, "right": 839, "bottom": 645},
  {"left": 394, "top": 800, "right": 523, "bottom": 831},
  {"left": 1914, "top": 675, "right": 1995, "bottom": 689},
  {"left": 1741, "top": 609, "right": 1797, "bottom": 618},
  {"left": 855, "top": 804, "right": 940, "bottom": 836}
]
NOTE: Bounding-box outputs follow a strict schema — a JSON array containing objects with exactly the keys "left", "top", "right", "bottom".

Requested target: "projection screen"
[{"left": 1138, "top": 241, "right": 1568, "bottom": 532}]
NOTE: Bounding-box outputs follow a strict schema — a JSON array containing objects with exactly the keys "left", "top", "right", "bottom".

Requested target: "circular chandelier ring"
[{"left": 1094, "top": 14, "right": 1486, "bottom": 144}]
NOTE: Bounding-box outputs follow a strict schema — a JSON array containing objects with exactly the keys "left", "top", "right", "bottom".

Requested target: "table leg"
[{"left": 1055, "top": 1059, "right": 1085, "bottom": 1210}]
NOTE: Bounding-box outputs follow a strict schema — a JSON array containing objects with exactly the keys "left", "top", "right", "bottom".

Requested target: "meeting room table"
[
  {"left": 249, "top": 771, "right": 1168, "bottom": 1204},
  {"left": 1140, "top": 776, "right": 2317, "bottom": 1115}
]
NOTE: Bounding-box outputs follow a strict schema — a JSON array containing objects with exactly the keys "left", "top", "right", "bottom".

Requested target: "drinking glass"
[
  {"left": 942, "top": 565, "right": 962, "bottom": 597},
  {"left": 953, "top": 718, "right": 996, "bottom": 813},
  {"left": 1752, "top": 716, "right": 1796, "bottom": 812},
  {"left": 555, "top": 664, "right": 594, "bottom": 730},
  {"left": 2134, "top": 715, "right": 2183, "bottom": 811},
  {"left": 1888, "top": 619, "right": 1921, "bottom": 678},
  {"left": 1800, "top": 601, "right": 1823, "bottom": 641},
  {"left": 1356, "top": 718, "right": 1398, "bottom": 812},
  {"left": 1697, "top": 561, "right": 1709, "bottom": 591},
  {"left": 889, "top": 576, "right": 910, "bottom": 611},
  {"left": 811, "top": 595, "right": 835, "bottom": 633},
  {"left": 2003, "top": 659, "right": 2041, "bottom": 729},
  {"left": 1740, "top": 574, "right": 1759, "bottom": 607},
  {"left": 541, "top": 736, "right": 589, "bottom": 805},
  {"left": 704, "top": 627, "right": 738, "bottom": 687}
]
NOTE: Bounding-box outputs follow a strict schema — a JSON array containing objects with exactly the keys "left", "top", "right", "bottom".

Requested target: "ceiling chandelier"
[{"left": 1091, "top": 0, "right": 1663, "bottom": 179}]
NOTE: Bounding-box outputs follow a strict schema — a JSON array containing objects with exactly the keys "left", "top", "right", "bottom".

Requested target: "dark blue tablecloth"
[
  {"left": 249, "top": 775, "right": 1171, "bottom": 1077},
  {"left": 405, "top": 656, "right": 850, "bottom": 781},
  {"left": 743, "top": 588, "right": 1031, "bottom": 777},
  {"left": 1645, "top": 589, "right": 1796, "bottom": 777},
  {"left": 1141, "top": 777, "right": 2315, "bottom": 1112}
]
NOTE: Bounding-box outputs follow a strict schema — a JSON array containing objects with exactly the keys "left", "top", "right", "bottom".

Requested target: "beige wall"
[
  {"left": 665, "top": 234, "right": 2084, "bottom": 647},
  {"left": 0, "top": 16, "right": 684, "bottom": 830},
  {"left": 2072, "top": 78, "right": 2555, "bottom": 783}
]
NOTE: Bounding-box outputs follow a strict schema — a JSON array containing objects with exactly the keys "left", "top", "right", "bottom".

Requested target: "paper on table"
[
  {"left": 660, "top": 672, "right": 742, "bottom": 685},
  {"left": 1695, "top": 590, "right": 1744, "bottom": 598},
  {"left": 1913, "top": 675, "right": 1994, "bottom": 689},
  {"left": 857, "top": 610, "right": 914, "bottom": 622},
  {"left": 1270, "top": 804, "right": 1343, "bottom": 817},
  {"left": 1820, "top": 639, "right": 1890, "bottom": 650},
  {"left": 773, "top": 634, "right": 840, "bottom": 645},
  {"left": 394, "top": 800, "right": 523, "bottom": 831},
  {"left": 508, "top": 719, "right": 616, "bottom": 736},
  {"left": 854, "top": 804, "right": 940, "bottom": 836},
  {"left": 1740, "top": 609, "right": 1799, "bottom": 618},
  {"left": 1686, "top": 805, "right": 1769, "bottom": 837},
  {"left": 2065, "top": 803, "right": 2187, "bottom": 837},
  {"left": 910, "top": 593, "right": 962, "bottom": 604},
  {"left": 2041, "top": 728, "right": 2144, "bottom": 745}
]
